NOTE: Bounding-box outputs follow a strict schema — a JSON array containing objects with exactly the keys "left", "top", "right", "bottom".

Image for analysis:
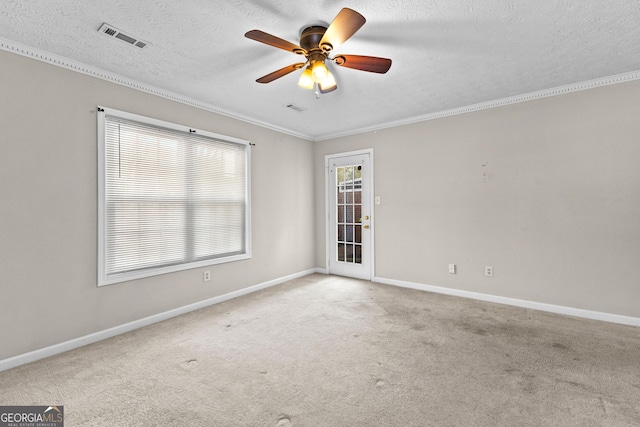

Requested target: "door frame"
[{"left": 325, "top": 149, "right": 375, "bottom": 280}]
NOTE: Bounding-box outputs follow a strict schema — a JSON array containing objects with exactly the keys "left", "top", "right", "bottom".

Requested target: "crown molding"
[
  {"left": 2, "top": 37, "right": 639, "bottom": 143},
  {"left": 314, "top": 70, "right": 640, "bottom": 141},
  {"left": 0, "top": 37, "right": 309, "bottom": 141}
]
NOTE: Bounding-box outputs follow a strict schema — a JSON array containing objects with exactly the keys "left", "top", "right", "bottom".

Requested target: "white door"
[{"left": 326, "top": 151, "right": 373, "bottom": 280}]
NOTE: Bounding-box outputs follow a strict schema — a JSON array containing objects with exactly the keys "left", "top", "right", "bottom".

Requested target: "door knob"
[{"left": 364, "top": 225, "right": 370, "bottom": 229}]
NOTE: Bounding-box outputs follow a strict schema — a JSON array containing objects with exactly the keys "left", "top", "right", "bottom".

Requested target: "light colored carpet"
[{"left": 1, "top": 274, "right": 639, "bottom": 426}]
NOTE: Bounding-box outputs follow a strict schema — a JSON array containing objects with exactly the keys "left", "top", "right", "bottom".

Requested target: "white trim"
[
  {"left": 3, "top": 269, "right": 637, "bottom": 372},
  {"left": 3, "top": 37, "right": 640, "bottom": 142},
  {"left": 374, "top": 276, "right": 640, "bottom": 328},
  {"left": 0, "top": 38, "right": 309, "bottom": 141},
  {"left": 314, "top": 70, "right": 640, "bottom": 141},
  {"left": 0, "top": 269, "right": 318, "bottom": 373}
]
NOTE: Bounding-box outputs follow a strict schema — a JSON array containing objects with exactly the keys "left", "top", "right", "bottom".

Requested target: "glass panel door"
[{"left": 327, "top": 152, "right": 372, "bottom": 280}]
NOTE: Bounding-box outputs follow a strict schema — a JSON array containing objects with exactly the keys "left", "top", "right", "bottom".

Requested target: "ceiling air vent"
[
  {"left": 285, "top": 103, "right": 306, "bottom": 113},
  {"left": 98, "top": 23, "right": 149, "bottom": 49}
]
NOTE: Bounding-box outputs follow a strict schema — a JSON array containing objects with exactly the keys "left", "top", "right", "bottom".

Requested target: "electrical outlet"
[
  {"left": 448, "top": 264, "right": 456, "bottom": 274},
  {"left": 203, "top": 271, "right": 211, "bottom": 282},
  {"left": 485, "top": 266, "right": 493, "bottom": 277}
]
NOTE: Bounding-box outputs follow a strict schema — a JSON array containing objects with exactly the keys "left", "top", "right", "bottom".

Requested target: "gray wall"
[
  {"left": 0, "top": 50, "right": 316, "bottom": 361},
  {"left": 315, "top": 80, "right": 640, "bottom": 318}
]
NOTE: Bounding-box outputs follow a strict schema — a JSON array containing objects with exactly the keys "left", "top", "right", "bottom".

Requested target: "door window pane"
[{"left": 335, "top": 164, "right": 363, "bottom": 265}]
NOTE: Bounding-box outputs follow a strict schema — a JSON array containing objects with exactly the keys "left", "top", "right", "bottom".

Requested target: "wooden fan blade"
[
  {"left": 256, "top": 63, "right": 306, "bottom": 83},
  {"left": 333, "top": 55, "right": 392, "bottom": 74},
  {"left": 245, "top": 30, "right": 305, "bottom": 54},
  {"left": 319, "top": 8, "right": 366, "bottom": 51}
]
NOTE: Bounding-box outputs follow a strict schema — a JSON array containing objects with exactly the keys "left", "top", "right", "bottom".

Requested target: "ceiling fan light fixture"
[
  {"left": 298, "top": 67, "right": 314, "bottom": 90},
  {"left": 311, "top": 60, "right": 329, "bottom": 82},
  {"left": 319, "top": 70, "right": 337, "bottom": 91}
]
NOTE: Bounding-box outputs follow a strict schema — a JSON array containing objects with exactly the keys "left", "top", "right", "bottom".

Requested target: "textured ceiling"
[{"left": 1, "top": 0, "right": 639, "bottom": 140}]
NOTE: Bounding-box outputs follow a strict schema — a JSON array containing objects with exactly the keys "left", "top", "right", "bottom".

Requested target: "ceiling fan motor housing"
[{"left": 300, "top": 26, "right": 330, "bottom": 52}]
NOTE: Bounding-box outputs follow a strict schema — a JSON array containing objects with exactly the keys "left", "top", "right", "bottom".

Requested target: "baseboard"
[
  {"left": 6, "top": 270, "right": 635, "bottom": 372},
  {"left": 0, "top": 269, "right": 318, "bottom": 373},
  {"left": 374, "top": 276, "right": 640, "bottom": 328}
]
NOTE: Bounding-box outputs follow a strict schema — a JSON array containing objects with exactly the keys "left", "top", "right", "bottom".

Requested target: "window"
[{"left": 97, "top": 107, "right": 251, "bottom": 286}]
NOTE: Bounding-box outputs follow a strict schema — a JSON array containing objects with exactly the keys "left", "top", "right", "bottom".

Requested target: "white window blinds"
[{"left": 98, "top": 107, "right": 250, "bottom": 286}]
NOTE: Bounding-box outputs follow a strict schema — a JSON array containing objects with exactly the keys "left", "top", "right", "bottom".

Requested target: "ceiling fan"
[{"left": 244, "top": 8, "right": 392, "bottom": 95}]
